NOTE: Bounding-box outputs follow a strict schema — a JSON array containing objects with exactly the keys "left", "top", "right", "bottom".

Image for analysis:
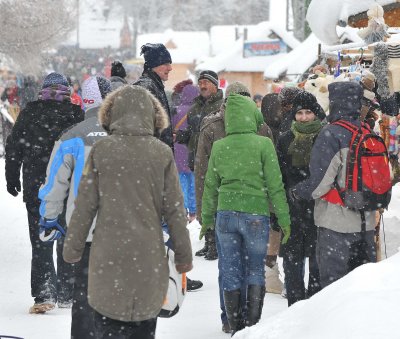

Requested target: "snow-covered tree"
[
  {"left": 290, "top": 0, "right": 312, "bottom": 41},
  {"left": 0, "top": 0, "right": 75, "bottom": 74}
]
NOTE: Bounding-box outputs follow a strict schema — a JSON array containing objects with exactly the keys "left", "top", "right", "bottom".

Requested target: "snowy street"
[{"left": 1, "top": 158, "right": 400, "bottom": 339}]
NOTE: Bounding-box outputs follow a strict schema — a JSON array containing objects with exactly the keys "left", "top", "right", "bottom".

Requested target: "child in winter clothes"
[
  {"left": 63, "top": 85, "right": 193, "bottom": 339},
  {"left": 172, "top": 83, "right": 200, "bottom": 222},
  {"left": 201, "top": 93, "right": 290, "bottom": 335},
  {"left": 276, "top": 91, "right": 325, "bottom": 306}
]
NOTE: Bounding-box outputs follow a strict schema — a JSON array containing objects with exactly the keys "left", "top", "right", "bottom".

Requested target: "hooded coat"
[
  {"left": 201, "top": 94, "right": 290, "bottom": 229},
  {"left": 295, "top": 82, "right": 376, "bottom": 232},
  {"left": 195, "top": 102, "right": 274, "bottom": 224},
  {"left": 63, "top": 85, "right": 193, "bottom": 322}
]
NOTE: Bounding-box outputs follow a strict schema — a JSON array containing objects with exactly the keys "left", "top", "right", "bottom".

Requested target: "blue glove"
[{"left": 39, "top": 217, "right": 66, "bottom": 242}]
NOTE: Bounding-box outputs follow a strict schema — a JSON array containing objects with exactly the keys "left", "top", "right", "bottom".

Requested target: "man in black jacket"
[
  {"left": 134, "top": 43, "right": 174, "bottom": 149},
  {"left": 5, "top": 72, "right": 83, "bottom": 313},
  {"left": 134, "top": 43, "right": 203, "bottom": 291}
]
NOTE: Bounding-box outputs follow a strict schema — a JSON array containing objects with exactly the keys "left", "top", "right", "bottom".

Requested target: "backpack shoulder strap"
[{"left": 332, "top": 120, "right": 359, "bottom": 133}]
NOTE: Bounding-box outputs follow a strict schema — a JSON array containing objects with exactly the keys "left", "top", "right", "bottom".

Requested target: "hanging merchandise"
[
  {"left": 334, "top": 51, "right": 341, "bottom": 77},
  {"left": 371, "top": 43, "right": 399, "bottom": 116},
  {"left": 387, "top": 44, "right": 400, "bottom": 93}
]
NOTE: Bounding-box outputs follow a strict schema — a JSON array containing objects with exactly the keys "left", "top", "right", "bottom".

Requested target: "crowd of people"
[{"left": 3, "top": 41, "right": 396, "bottom": 338}]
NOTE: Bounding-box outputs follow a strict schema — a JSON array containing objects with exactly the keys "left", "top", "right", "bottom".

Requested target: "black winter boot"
[
  {"left": 205, "top": 229, "right": 218, "bottom": 260},
  {"left": 245, "top": 285, "right": 266, "bottom": 327},
  {"left": 224, "top": 289, "right": 244, "bottom": 336},
  {"left": 195, "top": 229, "right": 211, "bottom": 256}
]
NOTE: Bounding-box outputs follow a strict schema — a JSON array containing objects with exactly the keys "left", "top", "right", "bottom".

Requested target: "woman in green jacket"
[{"left": 201, "top": 93, "right": 290, "bottom": 335}]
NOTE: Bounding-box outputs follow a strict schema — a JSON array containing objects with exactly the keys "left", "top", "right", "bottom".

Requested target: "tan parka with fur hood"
[{"left": 63, "top": 85, "right": 193, "bottom": 322}]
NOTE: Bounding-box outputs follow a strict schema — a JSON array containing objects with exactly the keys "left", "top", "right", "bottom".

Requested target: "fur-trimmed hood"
[{"left": 99, "top": 85, "right": 169, "bottom": 136}]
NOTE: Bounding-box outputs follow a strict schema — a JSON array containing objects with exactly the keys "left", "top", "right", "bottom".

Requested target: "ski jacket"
[
  {"left": 201, "top": 94, "right": 289, "bottom": 229},
  {"left": 134, "top": 70, "right": 173, "bottom": 149},
  {"left": 5, "top": 100, "right": 83, "bottom": 203},
  {"left": 295, "top": 82, "right": 376, "bottom": 233},
  {"left": 38, "top": 106, "right": 104, "bottom": 241},
  {"left": 63, "top": 85, "right": 192, "bottom": 322}
]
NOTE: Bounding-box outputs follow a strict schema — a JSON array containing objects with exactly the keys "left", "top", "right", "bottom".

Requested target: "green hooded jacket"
[{"left": 201, "top": 94, "right": 290, "bottom": 229}]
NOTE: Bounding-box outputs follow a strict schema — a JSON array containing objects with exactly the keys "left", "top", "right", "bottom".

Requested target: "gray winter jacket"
[
  {"left": 295, "top": 82, "right": 376, "bottom": 233},
  {"left": 39, "top": 106, "right": 106, "bottom": 241}
]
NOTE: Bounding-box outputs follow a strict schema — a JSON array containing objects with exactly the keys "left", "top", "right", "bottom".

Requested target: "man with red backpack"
[{"left": 291, "top": 82, "right": 391, "bottom": 288}]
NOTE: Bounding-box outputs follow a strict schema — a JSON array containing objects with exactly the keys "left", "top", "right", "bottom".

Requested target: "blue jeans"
[
  {"left": 216, "top": 211, "right": 269, "bottom": 291},
  {"left": 178, "top": 172, "right": 196, "bottom": 214}
]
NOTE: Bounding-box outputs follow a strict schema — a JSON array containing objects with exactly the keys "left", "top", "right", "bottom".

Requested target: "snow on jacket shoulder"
[{"left": 38, "top": 106, "right": 105, "bottom": 241}]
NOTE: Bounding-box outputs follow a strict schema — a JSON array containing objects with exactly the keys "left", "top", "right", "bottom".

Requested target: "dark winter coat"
[
  {"left": 175, "top": 90, "right": 224, "bottom": 170},
  {"left": 195, "top": 104, "right": 274, "bottom": 224},
  {"left": 5, "top": 100, "right": 83, "bottom": 203},
  {"left": 295, "top": 82, "right": 376, "bottom": 233},
  {"left": 276, "top": 129, "right": 317, "bottom": 257},
  {"left": 63, "top": 85, "right": 192, "bottom": 322},
  {"left": 134, "top": 70, "right": 173, "bottom": 149},
  {"left": 110, "top": 76, "right": 127, "bottom": 91}
]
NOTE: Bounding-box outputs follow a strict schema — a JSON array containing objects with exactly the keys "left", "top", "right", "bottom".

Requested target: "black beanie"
[
  {"left": 292, "top": 91, "right": 326, "bottom": 121},
  {"left": 111, "top": 60, "right": 126, "bottom": 78},
  {"left": 140, "top": 43, "right": 172, "bottom": 70},
  {"left": 198, "top": 70, "right": 219, "bottom": 87}
]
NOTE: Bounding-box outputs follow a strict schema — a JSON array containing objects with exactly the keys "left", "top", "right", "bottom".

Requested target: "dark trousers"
[
  {"left": 26, "top": 201, "right": 74, "bottom": 304},
  {"left": 71, "top": 243, "right": 95, "bottom": 339},
  {"left": 316, "top": 227, "right": 376, "bottom": 288},
  {"left": 94, "top": 311, "right": 157, "bottom": 339},
  {"left": 283, "top": 253, "right": 320, "bottom": 306}
]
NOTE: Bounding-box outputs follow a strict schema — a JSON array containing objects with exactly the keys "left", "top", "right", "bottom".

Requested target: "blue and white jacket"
[{"left": 39, "top": 106, "right": 107, "bottom": 241}]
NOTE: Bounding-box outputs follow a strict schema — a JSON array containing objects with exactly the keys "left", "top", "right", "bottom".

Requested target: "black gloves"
[{"left": 7, "top": 181, "right": 21, "bottom": 197}]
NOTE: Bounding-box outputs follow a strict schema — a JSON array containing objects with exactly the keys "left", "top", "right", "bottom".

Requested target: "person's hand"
[
  {"left": 175, "top": 262, "right": 193, "bottom": 274},
  {"left": 287, "top": 187, "right": 300, "bottom": 203},
  {"left": 281, "top": 225, "right": 291, "bottom": 245},
  {"left": 199, "top": 223, "right": 212, "bottom": 240},
  {"left": 7, "top": 180, "right": 21, "bottom": 197},
  {"left": 39, "top": 217, "right": 66, "bottom": 242}
]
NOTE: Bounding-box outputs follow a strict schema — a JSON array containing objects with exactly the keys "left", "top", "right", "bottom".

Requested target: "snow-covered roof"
[
  {"left": 196, "top": 21, "right": 299, "bottom": 73},
  {"left": 136, "top": 29, "right": 210, "bottom": 64},
  {"left": 307, "top": 0, "right": 397, "bottom": 45},
  {"left": 263, "top": 33, "right": 321, "bottom": 81},
  {"left": 66, "top": 0, "right": 124, "bottom": 49}
]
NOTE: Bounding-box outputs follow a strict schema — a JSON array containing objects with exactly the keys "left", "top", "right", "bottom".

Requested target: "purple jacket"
[{"left": 172, "top": 84, "right": 199, "bottom": 172}]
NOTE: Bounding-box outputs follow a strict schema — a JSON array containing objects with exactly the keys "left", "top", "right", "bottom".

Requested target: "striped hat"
[{"left": 198, "top": 70, "right": 218, "bottom": 87}]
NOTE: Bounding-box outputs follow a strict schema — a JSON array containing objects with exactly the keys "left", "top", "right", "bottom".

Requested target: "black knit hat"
[
  {"left": 96, "top": 76, "right": 112, "bottom": 99},
  {"left": 198, "top": 70, "right": 219, "bottom": 87},
  {"left": 111, "top": 60, "right": 126, "bottom": 78},
  {"left": 292, "top": 91, "right": 326, "bottom": 121},
  {"left": 140, "top": 43, "right": 172, "bottom": 70}
]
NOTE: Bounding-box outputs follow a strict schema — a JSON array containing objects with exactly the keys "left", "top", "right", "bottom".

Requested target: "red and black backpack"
[{"left": 321, "top": 120, "right": 392, "bottom": 211}]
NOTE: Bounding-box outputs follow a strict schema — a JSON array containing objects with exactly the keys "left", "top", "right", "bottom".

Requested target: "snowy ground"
[{"left": 0, "top": 158, "right": 399, "bottom": 339}]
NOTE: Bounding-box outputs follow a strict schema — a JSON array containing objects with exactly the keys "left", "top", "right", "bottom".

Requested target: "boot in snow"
[
  {"left": 195, "top": 229, "right": 211, "bottom": 256},
  {"left": 265, "top": 263, "right": 283, "bottom": 294},
  {"left": 29, "top": 301, "right": 55, "bottom": 314},
  {"left": 224, "top": 289, "right": 244, "bottom": 336},
  {"left": 205, "top": 229, "right": 218, "bottom": 260},
  {"left": 187, "top": 277, "right": 203, "bottom": 291},
  {"left": 245, "top": 285, "right": 265, "bottom": 327}
]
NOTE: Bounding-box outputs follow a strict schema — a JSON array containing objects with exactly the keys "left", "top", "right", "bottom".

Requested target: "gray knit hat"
[{"left": 225, "top": 81, "right": 251, "bottom": 97}]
